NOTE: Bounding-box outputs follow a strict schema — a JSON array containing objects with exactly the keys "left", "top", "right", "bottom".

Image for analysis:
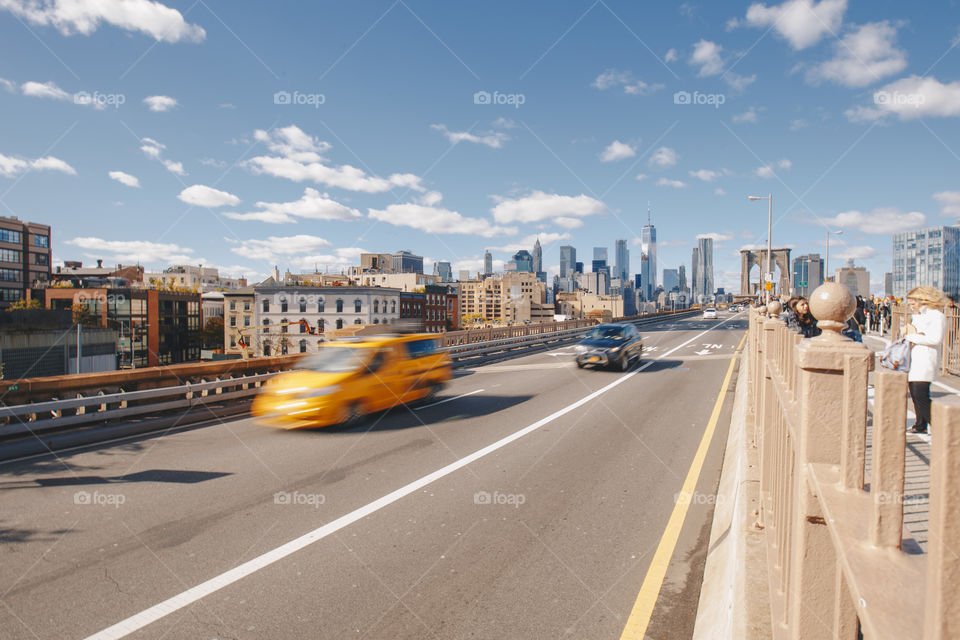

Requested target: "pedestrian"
[
  {"left": 786, "top": 296, "right": 820, "bottom": 338},
  {"left": 903, "top": 286, "right": 947, "bottom": 435}
]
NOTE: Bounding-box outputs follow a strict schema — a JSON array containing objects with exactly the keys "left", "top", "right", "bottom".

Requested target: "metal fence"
[{"left": 748, "top": 289, "right": 959, "bottom": 639}]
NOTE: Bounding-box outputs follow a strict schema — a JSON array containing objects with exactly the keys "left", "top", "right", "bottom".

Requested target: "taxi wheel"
[{"left": 342, "top": 404, "right": 364, "bottom": 428}]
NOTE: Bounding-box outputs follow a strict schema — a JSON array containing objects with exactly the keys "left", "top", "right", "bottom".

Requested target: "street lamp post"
[
  {"left": 825, "top": 229, "right": 843, "bottom": 284},
  {"left": 748, "top": 194, "right": 773, "bottom": 303}
]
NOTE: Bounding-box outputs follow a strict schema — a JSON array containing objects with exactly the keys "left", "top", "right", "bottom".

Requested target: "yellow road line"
[{"left": 619, "top": 331, "right": 745, "bottom": 639}]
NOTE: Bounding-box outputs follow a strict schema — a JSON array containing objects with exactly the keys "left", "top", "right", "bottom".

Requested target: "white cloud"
[
  {"left": 228, "top": 235, "right": 333, "bottom": 261},
  {"left": 143, "top": 95, "right": 177, "bottom": 111},
  {"left": 430, "top": 124, "right": 508, "bottom": 149},
  {"left": 0, "top": 0, "right": 206, "bottom": 42},
  {"left": 657, "top": 177, "right": 688, "bottom": 188},
  {"left": 0, "top": 152, "right": 75, "bottom": 177},
  {"left": 664, "top": 48, "right": 678, "bottom": 62},
  {"left": 592, "top": 69, "right": 663, "bottom": 95},
  {"left": 824, "top": 208, "right": 926, "bottom": 234},
  {"left": 554, "top": 217, "right": 584, "bottom": 229},
  {"left": 806, "top": 22, "right": 906, "bottom": 88},
  {"left": 697, "top": 232, "right": 734, "bottom": 242},
  {"left": 934, "top": 191, "right": 960, "bottom": 217},
  {"left": 140, "top": 137, "right": 165, "bottom": 158},
  {"left": 246, "top": 125, "right": 424, "bottom": 193},
  {"left": 21, "top": 80, "right": 71, "bottom": 101},
  {"left": 649, "top": 146, "right": 679, "bottom": 168},
  {"left": 66, "top": 237, "right": 200, "bottom": 264},
  {"left": 689, "top": 169, "right": 721, "bottom": 182},
  {"left": 454, "top": 256, "right": 505, "bottom": 276},
  {"left": 163, "top": 159, "right": 186, "bottom": 176},
  {"left": 690, "top": 40, "right": 725, "bottom": 76},
  {"left": 599, "top": 140, "right": 636, "bottom": 162},
  {"left": 715, "top": 187, "right": 727, "bottom": 195},
  {"left": 0, "top": 77, "right": 14, "bottom": 92},
  {"left": 778, "top": 158, "right": 792, "bottom": 169},
  {"left": 108, "top": 170, "right": 140, "bottom": 188},
  {"left": 835, "top": 246, "right": 877, "bottom": 260},
  {"left": 417, "top": 190, "right": 443, "bottom": 207},
  {"left": 489, "top": 232, "right": 572, "bottom": 253},
  {"left": 177, "top": 184, "right": 240, "bottom": 208},
  {"left": 490, "top": 190, "right": 606, "bottom": 225},
  {"left": 755, "top": 160, "right": 790, "bottom": 178},
  {"left": 635, "top": 173, "right": 648, "bottom": 181},
  {"left": 743, "top": 0, "right": 848, "bottom": 50},
  {"left": 850, "top": 76, "right": 960, "bottom": 122},
  {"left": 223, "top": 188, "right": 363, "bottom": 224},
  {"left": 492, "top": 117, "right": 517, "bottom": 129},
  {"left": 733, "top": 107, "right": 759, "bottom": 123},
  {"left": 369, "top": 204, "right": 514, "bottom": 237},
  {"left": 200, "top": 158, "right": 227, "bottom": 168},
  {"left": 789, "top": 118, "right": 808, "bottom": 130},
  {"left": 726, "top": 72, "right": 757, "bottom": 92}
]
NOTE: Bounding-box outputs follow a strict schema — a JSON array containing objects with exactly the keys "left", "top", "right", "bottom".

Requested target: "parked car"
[
  {"left": 703, "top": 308, "right": 718, "bottom": 319},
  {"left": 252, "top": 334, "right": 452, "bottom": 429},
  {"left": 574, "top": 323, "right": 644, "bottom": 371}
]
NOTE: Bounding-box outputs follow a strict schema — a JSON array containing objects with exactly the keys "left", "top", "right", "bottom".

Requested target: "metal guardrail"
[{"left": 749, "top": 290, "right": 959, "bottom": 639}]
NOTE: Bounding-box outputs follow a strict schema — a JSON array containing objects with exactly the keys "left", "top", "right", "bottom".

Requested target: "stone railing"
[{"left": 748, "top": 283, "right": 959, "bottom": 639}]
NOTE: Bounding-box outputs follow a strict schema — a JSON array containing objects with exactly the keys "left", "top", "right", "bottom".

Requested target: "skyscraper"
[
  {"left": 892, "top": 225, "right": 960, "bottom": 300},
  {"left": 662, "top": 268, "right": 679, "bottom": 293},
  {"left": 592, "top": 247, "right": 609, "bottom": 278},
  {"left": 510, "top": 250, "right": 533, "bottom": 272},
  {"left": 435, "top": 261, "right": 452, "bottom": 282},
  {"left": 691, "top": 247, "right": 700, "bottom": 300},
  {"left": 678, "top": 265, "right": 687, "bottom": 295},
  {"left": 559, "top": 245, "right": 576, "bottom": 278},
  {"left": 532, "top": 238, "right": 542, "bottom": 273},
  {"left": 484, "top": 250, "right": 493, "bottom": 276},
  {"left": 792, "top": 254, "right": 823, "bottom": 297},
  {"left": 694, "top": 236, "right": 714, "bottom": 302},
  {"left": 615, "top": 239, "right": 629, "bottom": 285},
  {"left": 641, "top": 203, "right": 657, "bottom": 301}
]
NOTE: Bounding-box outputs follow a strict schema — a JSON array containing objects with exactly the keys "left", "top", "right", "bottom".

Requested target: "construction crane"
[{"left": 234, "top": 319, "right": 321, "bottom": 359}]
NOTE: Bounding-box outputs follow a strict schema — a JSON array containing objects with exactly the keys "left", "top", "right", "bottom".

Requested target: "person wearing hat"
[{"left": 903, "top": 286, "right": 947, "bottom": 434}]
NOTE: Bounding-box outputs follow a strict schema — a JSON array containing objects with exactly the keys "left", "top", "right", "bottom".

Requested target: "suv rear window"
[{"left": 404, "top": 339, "right": 439, "bottom": 359}]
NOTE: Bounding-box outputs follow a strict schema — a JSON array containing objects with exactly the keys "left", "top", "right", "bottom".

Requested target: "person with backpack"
[{"left": 903, "top": 286, "right": 947, "bottom": 434}]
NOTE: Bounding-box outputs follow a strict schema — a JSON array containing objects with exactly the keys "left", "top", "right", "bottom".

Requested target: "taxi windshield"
[
  {"left": 297, "top": 347, "right": 372, "bottom": 373},
  {"left": 586, "top": 326, "right": 626, "bottom": 341}
]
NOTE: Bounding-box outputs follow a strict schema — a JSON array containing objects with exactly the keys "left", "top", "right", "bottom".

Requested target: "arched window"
[
  {"left": 280, "top": 318, "right": 288, "bottom": 333},
  {"left": 299, "top": 339, "right": 307, "bottom": 353},
  {"left": 336, "top": 299, "right": 343, "bottom": 313},
  {"left": 391, "top": 300, "right": 396, "bottom": 314},
  {"left": 354, "top": 318, "right": 362, "bottom": 324},
  {"left": 317, "top": 318, "right": 324, "bottom": 332},
  {"left": 280, "top": 297, "right": 288, "bottom": 313},
  {"left": 318, "top": 298, "right": 325, "bottom": 313},
  {"left": 299, "top": 318, "right": 307, "bottom": 333},
  {"left": 373, "top": 318, "right": 379, "bottom": 324},
  {"left": 336, "top": 319, "right": 343, "bottom": 329},
  {"left": 299, "top": 298, "right": 306, "bottom": 313},
  {"left": 373, "top": 299, "right": 379, "bottom": 314},
  {"left": 263, "top": 343, "right": 270, "bottom": 357},
  {"left": 262, "top": 299, "right": 269, "bottom": 313},
  {"left": 354, "top": 299, "right": 362, "bottom": 313}
]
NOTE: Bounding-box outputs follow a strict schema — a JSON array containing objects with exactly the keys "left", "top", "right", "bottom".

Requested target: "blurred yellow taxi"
[{"left": 252, "top": 334, "right": 452, "bottom": 429}]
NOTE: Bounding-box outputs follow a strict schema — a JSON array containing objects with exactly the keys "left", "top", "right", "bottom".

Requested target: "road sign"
[{"left": 765, "top": 282, "right": 773, "bottom": 291}]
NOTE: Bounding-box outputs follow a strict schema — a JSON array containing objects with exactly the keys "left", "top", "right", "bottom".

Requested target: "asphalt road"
[{"left": 0, "top": 312, "right": 746, "bottom": 640}]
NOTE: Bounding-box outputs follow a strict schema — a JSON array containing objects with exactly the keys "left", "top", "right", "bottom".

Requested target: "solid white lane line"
[
  {"left": 413, "top": 388, "right": 485, "bottom": 411},
  {"left": 85, "top": 319, "right": 740, "bottom": 640}
]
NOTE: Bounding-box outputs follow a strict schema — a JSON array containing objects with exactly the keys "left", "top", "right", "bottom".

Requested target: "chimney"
[{"left": 97, "top": 259, "right": 103, "bottom": 268}]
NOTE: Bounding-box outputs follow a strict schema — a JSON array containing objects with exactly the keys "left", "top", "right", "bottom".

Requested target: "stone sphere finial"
[
  {"left": 757, "top": 305, "right": 767, "bottom": 316},
  {"left": 767, "top": 300, "right": 782, "bottom": 318},
  {"left": 808, "top": 282, "right": 855, "bottom": 335}
]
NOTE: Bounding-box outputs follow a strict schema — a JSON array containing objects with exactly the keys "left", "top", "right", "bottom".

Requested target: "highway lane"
[{"left": 0, "top": 312, "right": 746, "bottom": 639}]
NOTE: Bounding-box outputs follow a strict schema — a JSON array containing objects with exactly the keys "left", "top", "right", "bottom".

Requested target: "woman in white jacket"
[{"left": 903, "top": 286, "right": 947, "bottom": 434}]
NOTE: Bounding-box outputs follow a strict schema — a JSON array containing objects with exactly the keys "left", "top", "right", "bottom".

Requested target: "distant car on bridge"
[
  {"left": 574, "top": 323, "right": 644, "bottom": 371},
  {"left": 703, "top": 308, "right": 718, "bottom": 319}
]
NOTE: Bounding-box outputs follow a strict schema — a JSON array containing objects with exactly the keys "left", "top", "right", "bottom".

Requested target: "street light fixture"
[
  {"left": 825, "top": 229, "right": 843, "bottom": 283},
  {"left": 748, "top": 194, "right": 773, "bottom": 303}
]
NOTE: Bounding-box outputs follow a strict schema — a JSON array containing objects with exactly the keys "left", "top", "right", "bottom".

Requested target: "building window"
[
  {"left": 262, "top": 299, "right": 269, "bottom": 313},
  {"left": 336, "top": 299, "right": 343, "bottom": 313},
  {"left": 229, "top": 301, "right": 236, "bottom": 311},
  {"left": 32, "top": 252, "right": 48, "bottom": 266},
  {"left": 354, "top": 318, "right": 362, "bottom": 324},
  {"left": 299, "top": 299, "right": 307, "bottom": 313},
  {"left": 0, "top": 249, "right": 20, "bottom": 263},
  {"left": 318, "top": 298, "right": 325, "bottom": 313},
  {"left": 229, "top": 316, "right": 236, "bottom": 327},
  {"left": 391, "top": 300, "right": 396, "bottom": 314},
  {"left": 243, "top": 316, "right": 250, "bottom": 327},
  {"left": 33, "top": 234, "right": 48, "bottom": 248},
  {"left": 243, "top": 301, "right": 250, "bottom": 311},
  {"left": 263, "top": 344, "right": 270, "bottom": 357},
  {"left": 299, "top": 339, "right": 307, "bottom": 353},
  {"left": 281, "top": 318, "right": 288, "bottom": 333},
  {"left": 263, "top": 318, "right": 270, "bottom": 333},
  {"left": 374, "top": 299, "right": 379, "bottom": 314},
  {"left": 280, "top": 298, "right": 288, "bottom": 313},
  {"left": 374, "top": 318, "right": 379, "bottom": 324},
  {"left": 316, "top": 318, "right": 325, "bottom": 332},
  {"left": 230, "top": 336, "right": 236, "bottom": 347},
  {"left": 0, "top": 229, "right": 21, "bottom": 244},
  {"left": 354, "top": 299, "right": 362, "bottom": 313},
  {"left": 299, "top": 318, "right": 307, "bottom": 333},
  {"left": 336, "top": 318, "right": 343, "bottom": 329}
]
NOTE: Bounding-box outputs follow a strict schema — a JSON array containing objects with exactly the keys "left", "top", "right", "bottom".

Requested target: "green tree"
[
  {"left": 199, "top": 316, "right": 225, "bottom": 349},
  {"left": 6, "top": 298, "right": 42, "bottom": 311}
]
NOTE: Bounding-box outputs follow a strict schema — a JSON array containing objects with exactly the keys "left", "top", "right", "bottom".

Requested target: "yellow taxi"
[{"left": 252, "top": 334, "right": 452, "bottom": 429}]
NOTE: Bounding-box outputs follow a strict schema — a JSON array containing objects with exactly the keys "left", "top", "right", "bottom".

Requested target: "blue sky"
[{"left": 1, "top": 0, "right": 959, "bottom": 293}]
